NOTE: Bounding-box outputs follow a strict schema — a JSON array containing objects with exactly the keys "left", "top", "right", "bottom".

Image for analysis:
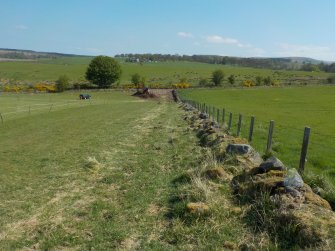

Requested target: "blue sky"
[{"left": 1, "top": 0, "right": 335, "bottom": 60}]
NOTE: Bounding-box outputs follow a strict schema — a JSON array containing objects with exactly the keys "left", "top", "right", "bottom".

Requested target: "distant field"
[
  {"left": 179, "top": 86, "right": 335, "bottom": 182},
  {"left": 0, "top": 56, "right": 331, "bottom": 85}
]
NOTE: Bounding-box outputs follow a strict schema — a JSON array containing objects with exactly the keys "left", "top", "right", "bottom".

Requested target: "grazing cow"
[{"left": 79, "top": 94, "right": 91, "bottom": 99}]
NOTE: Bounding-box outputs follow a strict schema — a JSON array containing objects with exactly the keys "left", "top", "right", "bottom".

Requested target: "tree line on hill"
[
  {"left": 0, "top": 48, "right": 87, "bottom": 60},
  {"left": 115, "top": 53, "right": 335, "bottom": 73},
  {"left": 300, "top": 62, "right": 335, "bottom": 73}
]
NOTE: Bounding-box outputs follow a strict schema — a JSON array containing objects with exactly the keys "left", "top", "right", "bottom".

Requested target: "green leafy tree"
[
  {"left": 56, "top": 75, "right": 70, "bottom": 92},
  {"left": 327, "top": 75, "right": 335, "bottom": 84},
  {"left": 140, "top": 76, "right": 146, "bottom": 87},
  {"left": 85, "top": 56, "right": 122, "bottom": 88},
  {"left": 180, "top": 77, "right": 187, "bottom": 83},
  {"left": 131, "top": 73, "right": 141, "bottom": 88},
  {"left": 211, "top": 69, "right": 225, "bottom": 86},
  {"left": 263, "top": 76, "right": 272, "bottom": 86},
  {"left": 228, "top": 74, "right": 235, "bottom": 85},
  {"left": 255, "top": 76, "right": 263, "bottom": 86},
  {"left": 131, "top": 73, "right": 146, "bottom": 89},
  {"left": 199, "top": 78, "right": 208, "bottom": 86}
]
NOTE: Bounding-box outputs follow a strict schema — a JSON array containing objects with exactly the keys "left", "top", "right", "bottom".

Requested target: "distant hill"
[
  {"left": 281, "top": 57, "right": 324, "bottom": 64},
  {"left": 0, "top": 48, "right": 90, "bottom": 60},
  {"left": 1, "top": 48, "right": 333, "bottom": 71}
]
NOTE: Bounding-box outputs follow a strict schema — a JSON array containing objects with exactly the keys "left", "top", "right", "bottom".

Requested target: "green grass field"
[
  {"left": 179, "top": 86, "right": 335, "bottom": 183},
  {"left": 0, "top": 91, "right": 271, "bottom": 250},
  {"left": 0, "top": 56, "right": 331, "bottom": 86}
]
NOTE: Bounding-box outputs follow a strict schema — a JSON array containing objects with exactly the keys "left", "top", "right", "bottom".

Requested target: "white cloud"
[
  {"left": 177, "top": 32, "right": 194, "bottom": 38},
  {"left": 178, "top": 33, "right": 267, "bottom": 58},
  {"left": 15, "top": 24, "right": 28, "bottom": 30},
  {"left": 205, "top": 35, "right": 253, "bottom": 49},
  {"left": 206, "top": 35, "right": 238, "bottom": 44},
  {"left": 275, "top": 43, "right": 332, "bottom": 60}
]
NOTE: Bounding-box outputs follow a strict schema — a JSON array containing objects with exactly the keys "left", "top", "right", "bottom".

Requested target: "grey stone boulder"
[
  {"left": 210, "top": 121, "right": 220, "bottom": 128},
  {"left": 258, "top": 156, "right": 286, "bottom": 174},
  {"left": 226, "top": 144, "right": 253, "bottom": 155},
  {"left": 283, "top": 169, "right": 304, "bottom": 189},
  {"left": 199, "top": 113, "right": 208, "bottom": 119},
  {"left": 285, "top": 186, "right": 302, "bottom": 198}
]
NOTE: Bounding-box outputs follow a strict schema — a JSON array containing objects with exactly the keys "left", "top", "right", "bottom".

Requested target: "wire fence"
[
  {"left": 180, "top": 98, "right": 335, "bottom": 178},
  {"left": 0, "top": 100, "right": 93, "bottom": 123},
  {"left": 0, "top": 90, "right": 126, "bottom": 123}
]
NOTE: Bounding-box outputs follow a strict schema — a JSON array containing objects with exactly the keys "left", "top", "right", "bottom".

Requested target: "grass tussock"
[
  {"left": 84, "top": 156, "right": 102, "bottom": 170},
  {"left": 244, "top": 192, "right": 326, "bottom": 250},
  {"left": 303, "top": 172, "right": 335, "bottom": 210},
  {"left": 165, "top": 152, "right": 270, "bottom": 249}
]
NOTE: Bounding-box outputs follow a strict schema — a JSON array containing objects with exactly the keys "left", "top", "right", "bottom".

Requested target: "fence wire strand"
[{"left": 181, "top": 98, "right": 334, "bottom": 172}]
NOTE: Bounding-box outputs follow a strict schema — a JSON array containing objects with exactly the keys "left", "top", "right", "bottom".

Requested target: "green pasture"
[
  {"left": 0, "top": 56, "right": 331, "bottom": 85},
  {"left": 179, "top": 86, "right": 335, "bottom": 182}
]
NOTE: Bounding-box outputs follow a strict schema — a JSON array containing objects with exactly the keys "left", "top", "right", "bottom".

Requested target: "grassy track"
[
  {"left": 0, "top": 92, "right": 266, "bottom": 250},
  {"left": 179, "top": 86, "right": 335, "bottom": 183}
]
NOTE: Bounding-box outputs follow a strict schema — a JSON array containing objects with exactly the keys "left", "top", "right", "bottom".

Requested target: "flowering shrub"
[
  {"left": 242, "top": 80, "right": 255, "bottom": 87},
  {"left": 271, "top": 80, "right": 280, "bottom": 87},
  {"left": 171, "top": 82, "right": 191, "bottom": 89}
]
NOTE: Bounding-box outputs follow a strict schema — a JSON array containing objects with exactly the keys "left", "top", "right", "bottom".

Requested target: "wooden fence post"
[
  {"left": 237, "top": 114, "right": 242, "bottom": 136},
  {"left": 248, "top": 116, "right": 255, "bottom": 142},
  {"left": 49, "top": 104, "right": 53, "bottom": 113},
  {"left": 222, "top": 109, "right": 225, "bottom": 127},
  {"left": 29, "top": 106, "right": 31, "bottom": 115},
  {"left": 212, "top": 106, "right": 215, "bottom": 121},
  {"left": 217, "top": 109, "right": 220, "bottom": 123},
  {"left": 210, "top": 106, "right": 213, "bottom": 121},
  {"left": 299, "top": 127, "right": 311, "bottom": 174},
  {"left": 266, "top": 120, "right": 275, "bottom": 152},
  {"left": 228, "top": 112, "right": 233, "bottom": 130},
  {"left": 0, "top": 113, "right": 3, "bottom": 124}
]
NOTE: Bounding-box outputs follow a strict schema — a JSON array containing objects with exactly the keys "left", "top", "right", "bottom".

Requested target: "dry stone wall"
[{"left": 181, "top": 102, "right": 335, "bottom": 249}]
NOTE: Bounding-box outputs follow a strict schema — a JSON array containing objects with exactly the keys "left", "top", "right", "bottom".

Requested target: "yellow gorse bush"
[
  {"left": 172, "top": 82, "right": 191, "bottom": 89},
  {"left": 1, "top": 82, "right": 56, "bottom": 93},
  {"left": 242, "top": 80, "right": 255, "bottom": 88}
]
